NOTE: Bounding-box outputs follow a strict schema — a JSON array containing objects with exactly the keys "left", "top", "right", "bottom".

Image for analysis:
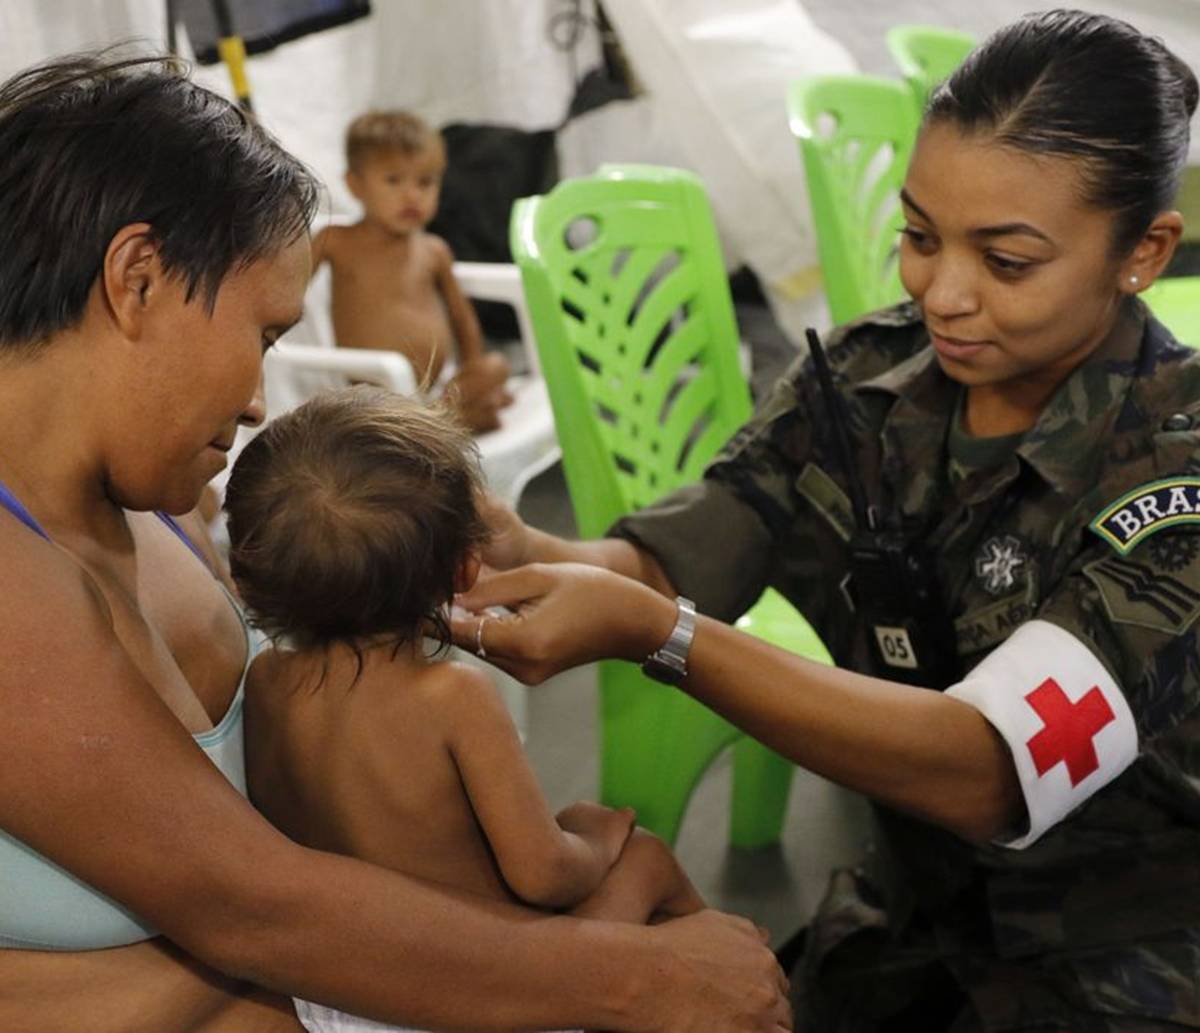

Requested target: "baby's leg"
[
  {"left": 447, "top": 352, "right": 513, "bottom": 433},
  {"left": 569, "top": 828, "right": 705, "bottom": 925}
]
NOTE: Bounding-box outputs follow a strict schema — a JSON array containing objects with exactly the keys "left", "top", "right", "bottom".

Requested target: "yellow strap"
[
  {"left": 217, "top": 36, "right": 251, "bottom": 101},
  {"left": 771, "top": 264, "right": 824, "bottom": 302}
]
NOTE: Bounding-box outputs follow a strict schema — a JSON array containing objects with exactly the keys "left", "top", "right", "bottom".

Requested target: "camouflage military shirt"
[{"left": 612, "top": 300, "right": 1200, "bottom": 1030}]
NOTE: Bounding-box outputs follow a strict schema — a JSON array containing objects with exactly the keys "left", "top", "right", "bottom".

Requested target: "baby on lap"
[
  {"left": 224, "top": 387, "right": 704, "bottom": 1033},
  {"left": 314, "top": 111, "right": 512, "bottom": 432}
]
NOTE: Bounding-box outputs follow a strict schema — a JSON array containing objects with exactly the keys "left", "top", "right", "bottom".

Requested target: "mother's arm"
[
  {"left": 1, "top": 538, "right": 788, "bottom": 1032},
  {"left": 453, "top": 564, "right": 1023, "bottom": 844}
]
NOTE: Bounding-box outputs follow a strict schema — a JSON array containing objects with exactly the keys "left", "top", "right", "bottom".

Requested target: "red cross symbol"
[{"left": 1025, "top": 678, "right": 1115, "bottom": 787}]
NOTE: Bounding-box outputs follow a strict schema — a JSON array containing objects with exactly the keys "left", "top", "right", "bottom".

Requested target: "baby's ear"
[
  {"left": 344, "top": 168, "right": 363, "bottom": 201},
  {"left": 454, "top": 550, "right": 482, "bottom": 594}
]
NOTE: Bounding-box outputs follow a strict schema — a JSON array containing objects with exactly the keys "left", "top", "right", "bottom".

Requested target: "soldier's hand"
[
  {"left": 476, "top": 491, "right": 534, "bottom": 571},
  {"left": 451, "top": 563, "right": 677, "bottom": 684}
]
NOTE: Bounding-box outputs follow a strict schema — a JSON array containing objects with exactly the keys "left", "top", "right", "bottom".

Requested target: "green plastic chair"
[
  {"left": 511, "top": 164, "right": 832, "bottom": 847},
  {"left": 788, "top": 75, "right": 919, "bottom": 325},
  {"left": 886, "top": 25, "right": 976, "bottom": 109},
  {"left": 1143, "top": 276, "right": 1200, "bottom": 347}
]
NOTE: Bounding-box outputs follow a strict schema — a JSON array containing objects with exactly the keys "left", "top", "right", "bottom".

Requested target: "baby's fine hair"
[
  {"left": 345, "top": 109, "right": 445, "bottom": 171},
  {"left": 224, "top": 386, "right": 488, "bottom": 652}
]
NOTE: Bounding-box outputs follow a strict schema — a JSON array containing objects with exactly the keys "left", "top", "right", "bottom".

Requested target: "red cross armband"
[{"left": 945, "top": 620, "right": 1138, "bottom": 848}]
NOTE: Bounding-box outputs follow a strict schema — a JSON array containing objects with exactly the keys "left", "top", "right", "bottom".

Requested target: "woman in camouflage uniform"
[{"left": 457, "top": 10, "right": 1200, "bottom": 1031}]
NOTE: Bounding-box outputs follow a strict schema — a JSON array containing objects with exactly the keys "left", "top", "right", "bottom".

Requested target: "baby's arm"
[
  {"left": 569, "top": 827, "right": 706, "bottom": 925},
  {"left": 444, "top": 663, "right": 635, "bottom": 909},
  {"left": 429, "top": 236, "right": 486, "bottom": 364}
]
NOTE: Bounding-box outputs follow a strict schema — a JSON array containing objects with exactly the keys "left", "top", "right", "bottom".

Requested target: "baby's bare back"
[
  {"left": 323, "top": 225, "right": 454, "bottom": 384},
  {"left": 244, "top": 646, "right": 514, "bottom": 903}
]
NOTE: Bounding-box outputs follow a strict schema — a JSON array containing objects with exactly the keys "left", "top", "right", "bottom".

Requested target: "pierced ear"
[
  {"left": 102, "top": 223, "right": 161, "bottom": 339},
  {"left": 454, "top": 550, "right": 482, "bottom": 595},
  {"left": 1119, "top": 210, "right": 1184, "bottom": 295}
]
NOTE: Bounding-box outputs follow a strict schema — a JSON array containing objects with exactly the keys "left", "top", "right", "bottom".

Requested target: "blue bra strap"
[
  {"left": 155, "top": 511, "right": 210, "bottom": 569},
  {"left": 0, "top": 477, "right": 208, "bottom": 571},
  {"left": 0, "top": 479, "right": 51, "bottom": 541}
]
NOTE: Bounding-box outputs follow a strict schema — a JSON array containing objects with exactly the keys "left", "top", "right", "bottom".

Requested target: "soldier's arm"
[
  {"left": 481, "top": 354, "right": 815, "bottom": 616},
  {"left": 453, "top": 562, "right": 1024, "bottom": 843},
  {"left": 478, "top": 490, "right": 678, "bottom": 597},
  {"left": 949, "top": 516, "right": 1200, "bottom": 848}
]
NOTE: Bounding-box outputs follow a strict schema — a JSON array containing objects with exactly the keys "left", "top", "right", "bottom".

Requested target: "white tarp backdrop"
[
  {"left": 587, "top": 0, "right": 856, "bottom": 341},
  {"left": 2, "top": 0, "right": 1199, "bottom": 342},
  {"left": 0, "top": 0, "right": 166, "bottom": 67}
]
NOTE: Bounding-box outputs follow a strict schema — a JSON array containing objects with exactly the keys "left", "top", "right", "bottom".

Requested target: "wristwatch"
[{"left": 641, "top": 596, "right": 697, "bottom": 685}]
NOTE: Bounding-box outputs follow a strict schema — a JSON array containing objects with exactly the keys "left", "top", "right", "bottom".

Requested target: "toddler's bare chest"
[{"left": 340, "top": 244, "right": 439, "bottom": 303}]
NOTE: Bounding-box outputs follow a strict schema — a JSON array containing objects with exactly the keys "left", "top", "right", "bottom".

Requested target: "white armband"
[{"left": 945, "top": 620, "right": 1138, "bottom": 849}]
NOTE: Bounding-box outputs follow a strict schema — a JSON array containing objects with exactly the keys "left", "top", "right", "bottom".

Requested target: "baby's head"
[
  {"left": 224, "top": 386, "right": 488, "bottom": 653},
  {"left": 345, "top": 110, "right": 446, "bottom": 235}
]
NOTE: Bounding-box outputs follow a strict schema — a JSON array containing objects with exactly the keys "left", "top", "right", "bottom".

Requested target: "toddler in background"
[
  {"left": 224, "top": 386, "right": 704, "bottom": 1033},
  {"left": 314, "top": 111, "right": 512, "bottom": 432}
]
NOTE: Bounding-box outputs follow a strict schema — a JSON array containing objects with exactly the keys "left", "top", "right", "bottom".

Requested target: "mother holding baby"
[
  {"left": 457, "top": 11, "right": 1200, "bottom": 1032},
  {"left": 0, "top": 52, "right": 785, "bottom": 1032}
]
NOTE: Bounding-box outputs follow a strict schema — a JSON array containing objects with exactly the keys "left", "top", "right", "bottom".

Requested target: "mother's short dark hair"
[
  {"left": 0, "top": 50, "right": 320, "bottom": 352},
  {"left": 927, "top": 8, "right": 1199, "bottom": 255}
]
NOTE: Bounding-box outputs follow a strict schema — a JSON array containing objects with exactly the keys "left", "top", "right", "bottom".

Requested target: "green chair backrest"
[
  {"left": 885, "top": 24, "right": 976, "bottom": 107},
  {"left": 787, "top": 75, "right": 919, "bottom": 325},
  {"left": 511, "top": 165, "right": 751, "bottom": 538},
  {"left": 1143, "top": 275, "right": 1200, "bottom": 348}
]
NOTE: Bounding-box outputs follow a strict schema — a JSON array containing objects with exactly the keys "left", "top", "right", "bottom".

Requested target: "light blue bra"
[{"left": 0, "top": 483, "right": 252, "bottom": 951}]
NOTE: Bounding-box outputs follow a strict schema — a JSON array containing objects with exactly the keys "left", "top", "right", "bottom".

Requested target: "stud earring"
[{"left": 1130, "top": 275, "right": 1140, "bottom": 286}]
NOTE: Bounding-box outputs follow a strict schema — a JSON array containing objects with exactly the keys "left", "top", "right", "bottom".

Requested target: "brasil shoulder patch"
[{"left": 1089, "top": 477, "right": 1200, "bottom": 554}]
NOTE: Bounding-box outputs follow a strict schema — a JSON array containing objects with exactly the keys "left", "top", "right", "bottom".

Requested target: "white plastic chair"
[
  {"left": 248, "top": 227, "right": 560, "bottom": 738},
  {"left": 268, "top": 221, "right": 560, "bottom": 508}
]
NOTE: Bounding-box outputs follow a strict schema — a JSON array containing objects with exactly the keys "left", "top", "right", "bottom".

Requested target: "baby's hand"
[{"left": 556, "top": 800, "right": 636, "bottom": 870}]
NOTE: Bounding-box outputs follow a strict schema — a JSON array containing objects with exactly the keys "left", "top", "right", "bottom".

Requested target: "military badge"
[
  {"left": 1084, "top": 554, "right": 1200, "bottom": 634},
  {"left": 1089, "top": 477, "right": 1200, "bottom": 554},
  {"left": 974, "top": 535, "right": 1028, "bottom": 596},
  {"left": 1147, "top": 532, "right": 1200, "bottom": 572}
]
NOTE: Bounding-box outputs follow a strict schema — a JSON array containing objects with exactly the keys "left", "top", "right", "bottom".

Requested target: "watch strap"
[{"left": 641, "top": 595, "right": 696, "bottom": 685}]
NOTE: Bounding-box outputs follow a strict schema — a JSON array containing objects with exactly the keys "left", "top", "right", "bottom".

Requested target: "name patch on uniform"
[
  {"left": 1089, "top": 477, "right": 1200, "bottom": 554},
  {"left": 955, "top": 591, "right": 1034, "bottom": 656}
]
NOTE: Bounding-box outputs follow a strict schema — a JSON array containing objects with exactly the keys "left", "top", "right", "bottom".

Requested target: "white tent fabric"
[
  {"left": 184, "top": 1, "right": 595, "bottom": 216},
  {"left": 591, "top": 0, "right": 857, "bottom": 342},
  {"left": 1, "top": 0, "right": 1198, "bottom": 337},
  {"left": 0, "top": 1, "right": 166, "bottom": 77}
]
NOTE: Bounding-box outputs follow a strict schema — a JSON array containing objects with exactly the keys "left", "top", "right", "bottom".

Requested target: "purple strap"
[
  {"left": 0, "top": 479, "right": 51, "bottom": 541},
  {"left": 0, "top": 477, "right": 208, "bottom": 570},
  {"left": 155, "top": 511, "right": 210, "bottom": 569}
]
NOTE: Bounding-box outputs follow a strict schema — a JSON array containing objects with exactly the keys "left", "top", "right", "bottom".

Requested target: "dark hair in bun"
[{"left": 927, "top": 9, "right": 1197, "bottom": 255}]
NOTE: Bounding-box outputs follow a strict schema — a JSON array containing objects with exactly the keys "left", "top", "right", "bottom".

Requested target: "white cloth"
[
  {"left": 294, "top": 998, "right": 580, "bottom": 1033},
  {"left": 184, "top": 1, "right": 597, "bottom": 218},
  {"left": 594, "top": 0, "right": 858, "bottom": 342},
  {"left": 945, "top": 619, "right": 1138, "bottom": 849},
  {"left": 295, "top": 999, "right": 409, "bottom": 1033}
]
